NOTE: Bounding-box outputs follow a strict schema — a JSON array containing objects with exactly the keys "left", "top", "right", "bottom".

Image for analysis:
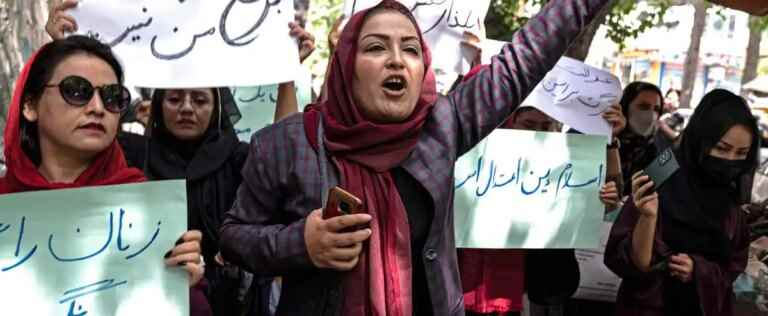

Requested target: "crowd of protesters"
[{"left": 4, "top": 0, "right": 768, "bottom": 315}]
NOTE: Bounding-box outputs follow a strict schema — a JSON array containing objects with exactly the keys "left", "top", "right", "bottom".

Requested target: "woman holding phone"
[
  {"left": 616, "top": 82, "right": 665, "bottom": 197},
  {"left": 604, "top": 89, "right": 757, "bottom": 316},
  {"left": 219, "top": 0, "right": 610, "bottom": 314}
]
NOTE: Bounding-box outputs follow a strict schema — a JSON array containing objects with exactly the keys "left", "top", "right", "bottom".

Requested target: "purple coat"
[
  {"left": 604, "top": 200, "right": 749, "bottom": 316},
  {"left": 219, "top": 0, "right": 610, "bottom": 314},
  {"left": 191, "top": 283, "right": 213, "bottom": 316}
]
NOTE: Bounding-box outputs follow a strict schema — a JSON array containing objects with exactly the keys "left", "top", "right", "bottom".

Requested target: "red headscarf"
[
  {"left": 0, "top": 44, "right": 145, "bottom": 193},
  {"left": 304, "top": 1, "right": 437, "bottom": 315}
]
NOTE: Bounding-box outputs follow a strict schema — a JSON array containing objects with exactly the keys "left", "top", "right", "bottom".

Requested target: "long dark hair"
[
  {"left": 619, "top": 81, "right": 664, "bottom": 119},
  {"left": 20, "top": 35, "right": 125, "bottom": 165}
]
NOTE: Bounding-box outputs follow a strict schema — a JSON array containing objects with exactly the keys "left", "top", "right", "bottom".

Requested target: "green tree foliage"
[
  {"left": 751, "top": 15, "right": 768, "bottom": 31},
  {"left": 486, "top": 0, "right": 673, "bottom": 50},
  {"left": 604, "top": 0, "right": 672, "bottom": 50},
  {"left": 306, "top": 0, "right": 344, "bottom": 92}
]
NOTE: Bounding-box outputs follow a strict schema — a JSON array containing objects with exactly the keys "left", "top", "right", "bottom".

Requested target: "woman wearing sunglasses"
[
  {"left": 0, "top": 35, "right": 211, "bottom": 315},
  {"left": 45, "top": 1, "right": 316, "bottom": 314}
]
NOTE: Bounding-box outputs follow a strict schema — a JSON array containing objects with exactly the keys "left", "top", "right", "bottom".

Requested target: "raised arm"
[
  {"left": 449, "top": 0, "right": 609, "bottom": 155},
  {"left": 275, "top": 82, "right": 299, "bottom": 122},
  {"left": 604, "top": 172, "right": 660, "bottom": 278},
  {"left": 273, "top": 22, "right": 316, "bottom": 122}
]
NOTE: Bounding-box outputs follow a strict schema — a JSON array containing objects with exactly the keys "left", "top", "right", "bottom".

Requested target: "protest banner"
[
  {"left": 573, "top": 221, "right": 622, "bottom": 302},
  {"left": 0, "top": 180, "right": 189, "bottom": 315},
  {"left": 454, "top": 130, "right": 606, "bottom": 249},
  {"left": 232, "top": 69, "right": 313, "bottom": 142},
  {"left": 71, "top": 0, "right": 301, "bottom": 88},
  {"left": 523, "top": 57, "right": 622, "bottom": 137},
  {"left": 481, "top": 38, "right": 506, "bottom": 65},
  {"left": 344, "top": 0, "right": 491, "bottom": 75}
]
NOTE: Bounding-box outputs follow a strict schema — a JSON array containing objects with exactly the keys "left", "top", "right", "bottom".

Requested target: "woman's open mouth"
[{"left": 382, "top": 75, "right": 407, "bottom": 97}]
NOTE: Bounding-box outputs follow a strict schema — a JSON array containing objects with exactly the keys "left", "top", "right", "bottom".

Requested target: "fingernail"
[
  {"left": 164, "top": 250, "right": 172, "bottom": 259},
  {"left": 175, "top": 238, "right": 184, "bottom": 246}
]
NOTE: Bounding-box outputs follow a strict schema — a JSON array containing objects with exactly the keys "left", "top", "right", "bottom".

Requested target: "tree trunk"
[
  {"left": 680, "top": 0, "right": 708, "bottom": 109},
  {"left": 0, "top": 0, "right": 23, "bottom": 127},
  {"left": 0, "top": 0, "right": 50, "bottom": 126},
  {"left": 565, "top": 0, "right": 618, "bottom": 61},
  {"left": 741, "top": 15, "right": 763, "bottom": 96}
]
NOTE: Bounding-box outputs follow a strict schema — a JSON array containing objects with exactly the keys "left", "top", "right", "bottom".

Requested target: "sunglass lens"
[
  {"left": 99, "top": 85, "right": 130, "bottom": 113},
  {"left": 59, "top": 76, "right": 94, "bottom": 106}
]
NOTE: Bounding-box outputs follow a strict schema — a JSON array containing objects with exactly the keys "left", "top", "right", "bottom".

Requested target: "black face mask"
[{"left": 701, "top": 155, "right": 747, "bottom": 184}]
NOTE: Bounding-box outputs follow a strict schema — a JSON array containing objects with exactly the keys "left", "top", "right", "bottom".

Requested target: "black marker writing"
[
  {"left": 220, "top": 0, "right": 281, "bottom": 47},
  {"left": 107, "top": 17, "right": 153, "bottom": 47},
  {"left": 150, "top": 27, "right": 216, "bottom": 60}
]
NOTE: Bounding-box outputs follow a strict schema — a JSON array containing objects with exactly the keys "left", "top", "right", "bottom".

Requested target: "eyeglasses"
[{"left": 45, "top": 75, "right": 131, "bottom": 113}]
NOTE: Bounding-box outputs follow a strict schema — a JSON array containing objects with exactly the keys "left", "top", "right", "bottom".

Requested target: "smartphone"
[
  {"left": 644, "top": 147, "right": 680, "bottom": 191},
  {"left": 323, "top": 186, "right": 364, "bottom": 220}
]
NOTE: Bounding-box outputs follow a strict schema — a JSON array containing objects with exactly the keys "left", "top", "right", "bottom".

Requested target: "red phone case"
[{"left": 323, "top": 187, "right": 363, "bottom": 220}]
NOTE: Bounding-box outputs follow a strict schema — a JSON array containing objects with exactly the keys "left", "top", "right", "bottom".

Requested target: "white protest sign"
[
  {"left": 71, "top": 0, "right": 301, "bottom": 88},
  {"left": 523, "top": 57, "right": 622, "bottom": 137},
  {"left": 344, "top": 0, "right": 491, "bottom": 75},
  {"left": 573, "top": 221, "right": 621, "bottom": 302},
  {"left": 0, "top": 180, "right": 188, "bottom": 315},
  {"left": 481, "top": 38, "right": 507, "bottom": 65},
  {"left": 454, "top": 130, "right": 605, "bottom": 249},
  {"left": 434, "top": 68, "right": 459, "bottom": 95},
  {"left": 232, "top": 68, "right": 313, "bottom": 142}
]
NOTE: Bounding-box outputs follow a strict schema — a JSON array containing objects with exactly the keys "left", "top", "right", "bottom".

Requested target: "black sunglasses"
[{"left": 45, "top": 75, "right": 131, "bottom": 113}]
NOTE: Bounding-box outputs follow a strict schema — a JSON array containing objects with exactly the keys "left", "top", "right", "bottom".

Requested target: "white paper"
[
  {"left": 523, "top": 57, "right": 622, "bottom": 137},
  {"left": 454, "top": 130, "right": 606, "bottom": 249},
  {"left": 232, "top": 68, "right": 313, "bottom": 142},
  {"left": 71, "top": 0, "right": 301, "bottom": 88},
  {"left": 344, "top": 0, "right": 490, "bottom": 75},
  {"left": 481, "top": 38, "right": 507, "bottom": 65},
  {"left": 572, "top": 222, "right": 621, "bottom": 302}
]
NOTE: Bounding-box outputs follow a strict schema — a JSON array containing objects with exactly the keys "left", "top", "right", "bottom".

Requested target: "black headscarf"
[
  {"left": 144, "top": 87, "right": 247, "bottom": 261},
  {"left": 146, "top": 88, "right": 242, "bottom": 180},
  {"left": 119, "top": 87, "right": 258, "bottom": 315},
  {"left": 659, "top": 89, "right": 759, "bottom": 263}
]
